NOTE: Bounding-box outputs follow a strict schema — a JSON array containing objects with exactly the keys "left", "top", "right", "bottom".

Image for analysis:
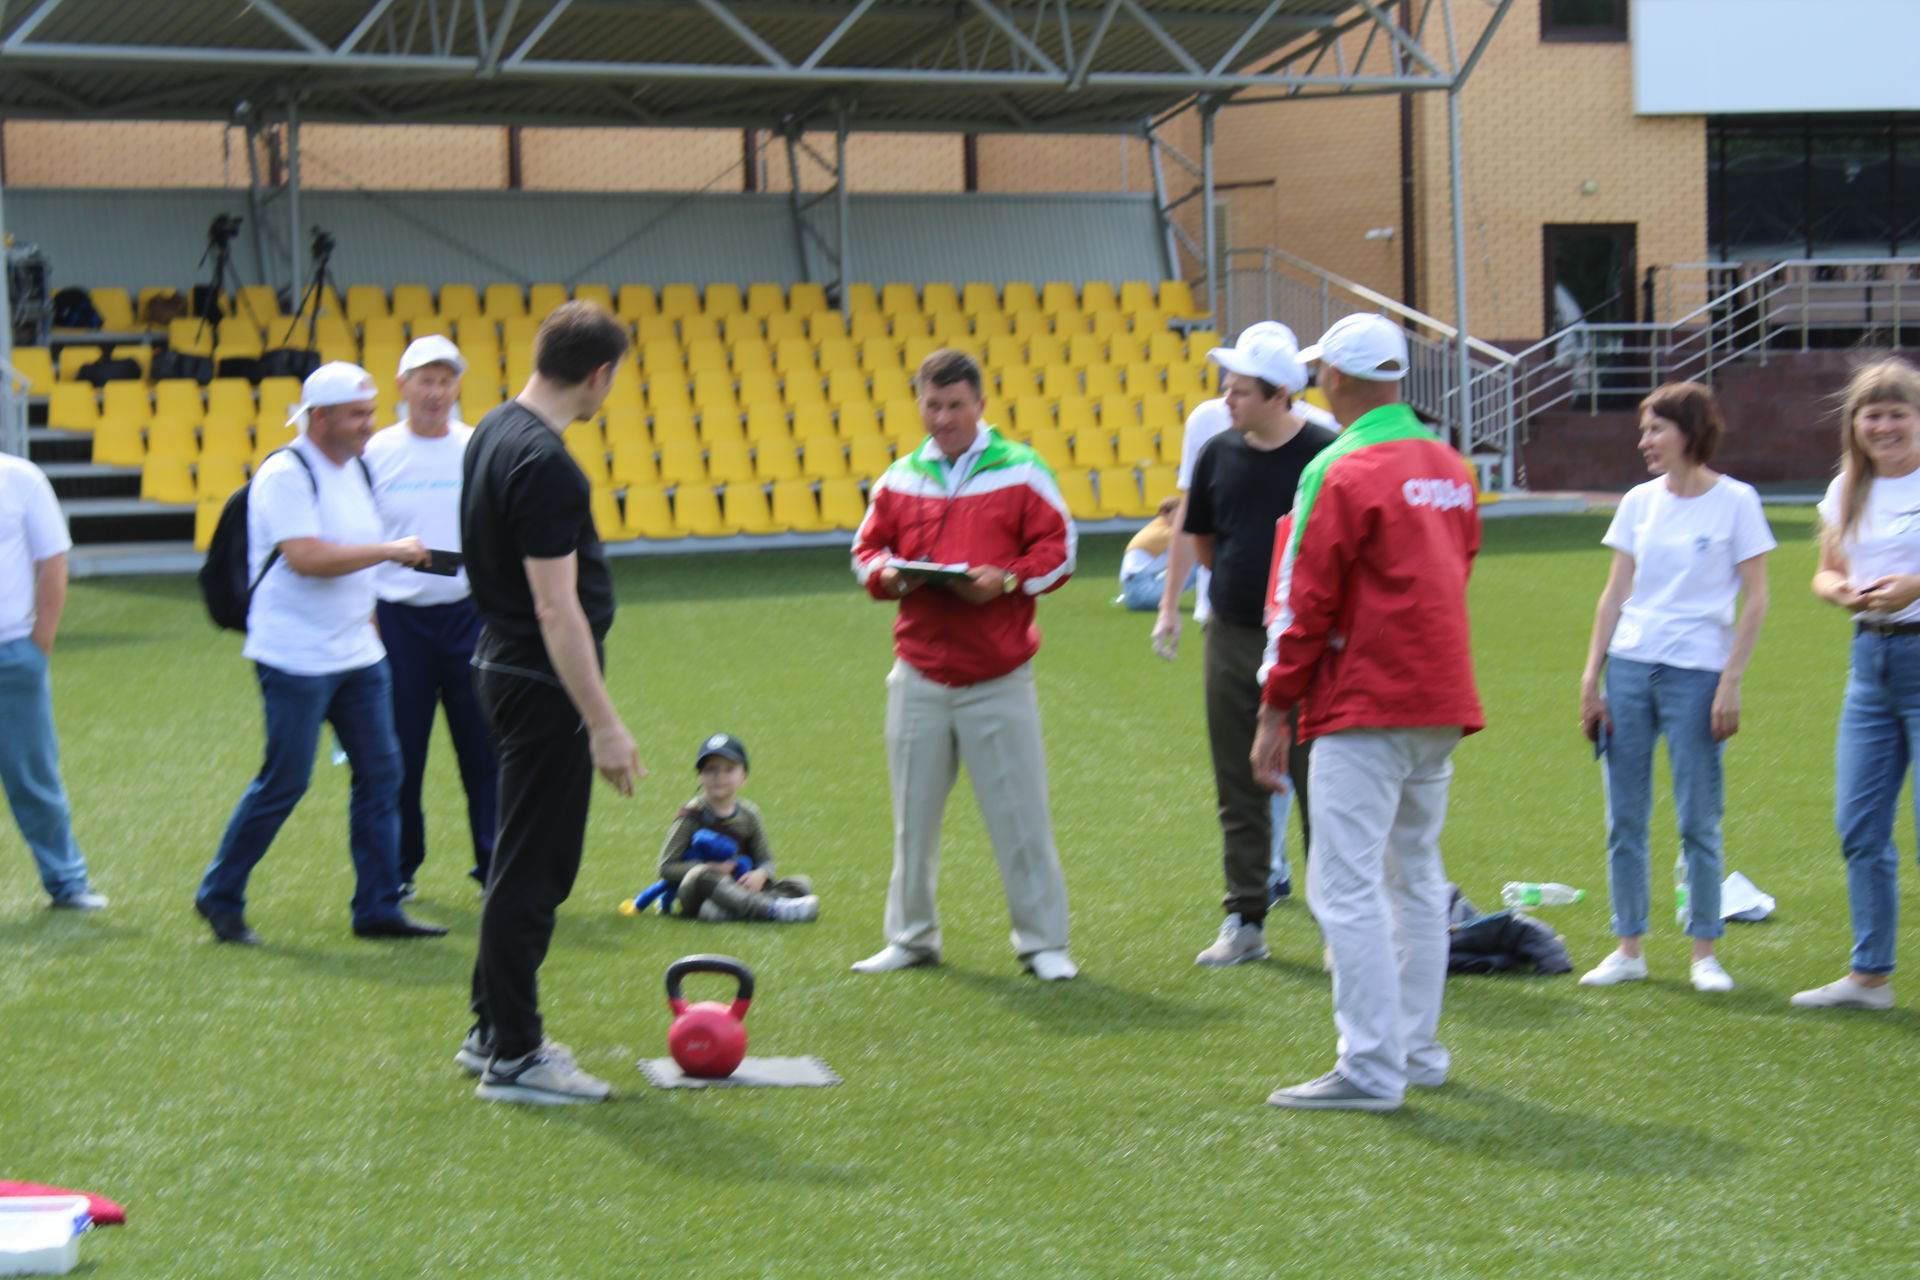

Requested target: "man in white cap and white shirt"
[
  {"left": 364, "top": 335, "right": 496, "bottom": 899},
  {"left": 195, "top": 361, "right": 448, "bottom": 945},
  {"left": 1168, "top": 323, "right": 1337, "bottom": 968},
  {"left": 1154, "top": 322, "right": 1340, "bottom": 914},
  {"left": 1253, "top": 313, "right": 1483, "bottom": 1110}
]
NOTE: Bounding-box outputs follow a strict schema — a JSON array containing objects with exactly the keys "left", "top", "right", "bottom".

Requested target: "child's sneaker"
[{"left": 770, "top": 894, "right": 819, "bottom": 923}]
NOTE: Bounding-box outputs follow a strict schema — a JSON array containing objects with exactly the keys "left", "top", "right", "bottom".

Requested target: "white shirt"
[
  {"left": 0, "top": 454, "right": 72, "bottom": 645},
  {"left": 242, "top": 435, "right": 387, "bottom": 675},
  {"left": 1818, "top": 468, "right": 1920, "bottom": 625},
  {"left": 1604, "top": 475, "right": 1776, "bottom": 671},
  {"left": 364, "top": 419, "right": 471, "bottom": 606}
]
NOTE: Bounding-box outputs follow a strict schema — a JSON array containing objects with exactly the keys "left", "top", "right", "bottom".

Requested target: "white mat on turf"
[{"left": 639, "top": 1056, "right": 841, "bottom": 1089}]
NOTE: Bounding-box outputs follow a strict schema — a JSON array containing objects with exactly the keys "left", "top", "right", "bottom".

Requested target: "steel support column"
[
  {"left": 835, "top": 109, "right": 851, "bottom": 317},
  {"left": 0, "top": 158, "right": 20, "bottom": 459},
  {"left": 1201, "top": 99, "right": 1217, "bottom": 320},
  {"left": 286, "top": 100, "right": 303, "bottom": 314},
  {"left": 1446, "top": 82, "right": 1469, "bottom": 454}
]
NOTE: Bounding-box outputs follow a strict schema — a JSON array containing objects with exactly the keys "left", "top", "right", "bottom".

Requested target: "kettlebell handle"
[{"left": 665, "top": 953, "right": 755, "bottom": 1013}]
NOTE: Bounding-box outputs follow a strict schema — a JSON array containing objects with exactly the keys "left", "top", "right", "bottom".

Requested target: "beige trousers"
[{"left": 882, "top": 659, "right": 1071, "bottom": 959}]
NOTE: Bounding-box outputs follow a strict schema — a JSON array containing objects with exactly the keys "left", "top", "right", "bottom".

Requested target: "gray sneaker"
[
  {"left": 475, "top": 1041, "right": 610, "bottom": 1105},
  {"left": 1790, "top": 977, "right": 1894, "bottom": 1010},
  {"left": 770, "top": 894, "right": 819, "bottom": 923},
  {"left": 1266, "top": 1070, "right": 1400, "bottom": 1112},
  {"left": 50, "top": 890, "right": 108, "bottom": 912},
  {"left": 1196, "top": 913, "right": 1268, "bottom": 966},
  {"left": 454, "top": 1026, "right": 492, "bottom": 1076}
]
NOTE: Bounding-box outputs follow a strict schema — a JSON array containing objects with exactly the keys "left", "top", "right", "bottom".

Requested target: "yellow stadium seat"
[
  {"left": 160, "top": 320, "right": 207, "bottom": 359},
  {"left": 890, "top": 312, "right": 933, "bottom": 340},
  {"left": 686, "top": 339, "right": 728, "bottom": 377},
  {"left": 202, "top": 415, "right": 253, "bottom": 461},
  {"left": 971, "top": 310, "right": 1012, "bottom": 339},
  {"left": 439, "top": 284, "right": 483, "bottom": 319},
  {"left": 464, "top": 386, "right": 505, "bottom": 422},
  {"left": 703, "top": 283, "right": 744, "bottom": 318},
  {"left": 743, "top": 402, "right": 791, "bottom": 443},
  {"left": 651, "top": 401, "right": 699, "bottom": 447},
  {"left": 633, "top": 315, "right": 678, "bottom": 345},
  {"left": 1119, "top": 282, "right": 1158, "bottom": 315},
  {"left": 345, "top": 285, "right": 389, "bottom": 323},
  {"left": 836, "top": 400, "right": 879, "bottom": 440},
  {"left": 880, "top": 399, "right": 922, "bottom": 445},
  {"left": 483, "top": 284, "right": 526, "bottom": 320},
  {"left": 136, "top": 287, "right": 176, "bottom": 324},
  {"left": 1056, "top": 394, "right": 1097, "bottom": 436},
  {"left": 617, "top": 284, "right": 658, "bottom": 321},
  {"left": 1097, "top": 394, "right": 1140, "bottom": 432},
  {"left": 1160, "top": 281, "right": 1205, "bottom": 319},
  {"left": 658, "top": 439, "right": 706, "bottom": 487},
  {"left": 789, "top": 282, "right": 829, "bottom": 315},
  {"left": 153, "top": 378, "right": 204, "bottom": 424},
  {"left": 573, "top": 283, "right": 614, "bottom": 313},
  {"left": 252, "top": 423, "right": 297, "bottom": 464},
  {"left": 745, "top": 283, "right": 786, "bottom": 317},
  {"left": 723, "top": 481, "right": 780, "bottom": 534},
  {"left": 1010, "top": 311, "right": 1051, "bottom": 340},
  {"left": 58, "top": 345, "right": 104, "bottom": 381},
  {"left": 807, "top": 311, "right": 846, "bottom": 343},
  {"left": 1104, "top": 467, "right": 1153, "bottom": 518},
  {"left": 1084, "top": 365, "right": 1126, "bottom": 400},
  {"left": 148, "top": 419, "right": 200, "bottom": 458},
  {"left": 659, "top": 284, "right": 701, "bottom": 319},
  {"left": 1082, "top": 281, "right": 1119, "bottom": 314},
  {"left": 1299, "top": 386, "right": 1332, "bottom": 414},
  {"left": 1053, "top": 310, "right": 1093, "bottom": 336},
  {"left": 196, "top": 453, "right": 248, "bottom": 501},
  {"left": 45, "top": 383, "right": 98, "bottom": 433},
  {"left": 1139, "top": 463, "right": 1180, "bottom": 509},
  {"left": 600, "top": 403, "right": 646, "bottom": 447},
  {"left": 92, "top": 419, "right": 145, "bottom": 466},
  {"left": 1055, "top": 467, "right": 1114, "bottom": 520},
  {"left": 1089, "top": 310, "right": 1129, "bottom": 341},
  {"left": 1041, "top": 281, "right": 1078, "bottom": 314},
  {"left": 784, "top": 373, "right": 827, "bottom": 412},
  {"left": 1026, "top": 333, "right": 1065, "bottom": 368},
  {"left": 361, "top": 316, "right": 406, "bottom": 349},
  {"left": 705, "top": 437, "right": 755, "bottom": 484},
  {"left": 610, "top": 441, "right": 659, "bottom": 487},
  {"left": 387, "top": 285, "right": 432, "bottom": 320},
  {"left": 591, "top": 486, "right": 629, "bottom": 542},
  {"left": 109, "top": 345, "right": 154, "bottom": 379},
  {"left": 799, "top": 434, "right": 847, "bottom": 480},
  {"left": 1003, "top": 282, "right": 1040, "bottom": 313},
  {"left": 102, "top": 381, "right": 152, "bottom": 427},
  {"left": 1158, "top": 420, "right": 1185, "bottom": 465},
  {"left": 673, "top": 483, "right": 729, "bottom": 537},
  {"left": 236, "top": 285, "right": 284, "bottom": 323},
  {"left": 763, "top": 312, "right": 805, "bottom": 343},
  {"left": 1064, "top": 334, "right": 1104, "bottom": 370},
  {"left": 1010, "top": 396, "right": 1053, "bottom": 440},
  {"left": 1121, "top": 365, "right": 1163, "bottom": 398},
  {"left": 1185, "top": 330, "right": 1220, "bottom": 358},
  {"left": 845, "top": 434, "right": 893, "bottom": 482},
  {"left": 850, "top": 312, "right": 890, "bottom": 344},
  {"left": 678, "top": 314, "right": 720, "bottom": 345},
  {"left": 195, "top": 497, "right": 224, "bottom": 551},
  {"left": 256, "top": 377, "right": 301, "bottom": 425},
  {"left": 997, "top": 364, "right": 1040, "bottom": 401},
  {"left": 1116, "top": 424, "right": 1159, "bottom": 467},
  {"left": 1028, "top": 428, "right": 1072, "bottom": 473},
  {"left": 1138, "top": 393, "right": 1182, "bottom": 434},
  {"left": 9, "top": 346, "right": 54, "bottom": 393},
  {"left": 870, "top": 366, "right": 913, "bottom": 404},
  {"left": 1166, "top": 364, "right": 1208, "bottom": 401},
  {"left": 962, "top": 282, "right": 1000, "bottom": 316},
  {"left": 754, "top": 436, "right": 801, "bottom": 481},
  {"left": 919, "top": 282, "right": 957, "bottom": 314},
  {"left": 527, "top": 283, "right": 568, "bottom": 319},
  {"left": 89, "top": 288, "right": 137, "bottom": 331},
  {"left": 623, "top": 484, "right": 678, "bottom": 539},
  {"left": 825, "top": 367, "right": 870, "bottom": 406},
  {"left": 929, "top": 313, "right": 972, "bottom": 347},
  {"left": 818, "top": 476, "right": 868, "bottom": 530},
  {"left": 771, "top": 478, "right": 826, "bottom": 532},
  {"left": 1040, "top": 365, "right": 1079, "bottom": 402},
  {"left": 568, "top": 442, "right": 611, "bottom": 488}
]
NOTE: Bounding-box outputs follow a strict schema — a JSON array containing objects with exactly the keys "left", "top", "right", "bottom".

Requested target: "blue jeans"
[
  {"left": 1602, "top": 657, "right": 1726, "bottom": 940},
  {"left": 198, "top": 660, "right": 406, "bottom": 928},
  {"left": 1117, "top": 559, "right": 1196, "bottom": 611},
  {"left": 1833, "top": 629, "right": 1920, "bottom": 975},
  {"left": 0, "top": 637, "right": 91, "bottom": 899}
]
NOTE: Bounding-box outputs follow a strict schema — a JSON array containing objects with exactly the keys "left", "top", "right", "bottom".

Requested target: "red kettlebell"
[{"left": 665, "top": 954, "right": 754, "bottom": 1078}]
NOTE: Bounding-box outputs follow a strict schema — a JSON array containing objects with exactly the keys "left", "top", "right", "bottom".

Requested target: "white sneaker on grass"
[
  {"left": 1025, "top": 949, "right": 1078, "bottom": 981},
  {"left": 1578, "top": 952, "right": 1648, "bottom": 986},
  {"left": 850, "top": 944, "right": 938, "bottom": 973},
  {"left": 1689, "top": 956, "right": 1734, "bottom": 992},
  {"left": 1267, "top": 1070, "right": 1400, "bottom": 1112},
  {"left": 454, "top": 1026, "right": 492, "bottom": 1076},
  {"left": 769, "top": 895, "right": 819, "bottom": 923},
  {"left": 50, "top": 890, "right": 107, "bottom": 911},
  {"left": 1196, "top": 913, "right": 1268, "bottom": 966},
  {"left": 1790, "top": 977, "right": 1893, "bottom": 1010},
  {"left": 475, "top": 1041, "right": 610, "bottom": 1105}
]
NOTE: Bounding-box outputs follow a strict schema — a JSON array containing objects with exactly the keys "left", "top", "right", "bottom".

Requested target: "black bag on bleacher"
[
  {"left": 257, "top": 348, "right": 320, "bottom": 380},
  {"left": 152, "top": 349, "right": 214, "bottom": 384},
  {"left": 52, "top": 287, "right": 103, "bottom": 329},
  {"left": 74, "top": 357, "right": 142, "bottom": 387},
  {"left": 217, "top": 356, "right": 263, "bottom": 383}
]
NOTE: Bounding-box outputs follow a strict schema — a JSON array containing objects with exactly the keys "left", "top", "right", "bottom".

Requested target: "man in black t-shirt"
[
  {"left": 457, "top": 301, "right": 643, "bottom": 1106},
  {"left": 1182, "top": 324, "right": 1336, "bottom": 968}
]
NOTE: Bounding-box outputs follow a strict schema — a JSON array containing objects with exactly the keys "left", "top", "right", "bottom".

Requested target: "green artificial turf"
[{"left": 5, "top": 508, "right": 1919, "bottom": 1277}]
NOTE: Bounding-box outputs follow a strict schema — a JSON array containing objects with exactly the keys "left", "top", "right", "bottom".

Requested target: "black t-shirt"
[
  {"left": 1183, "top": 420, "right": 1338, "bottom": 627},
  {"left": 460, "top": 401, "right": 615, "bottom": 674}
]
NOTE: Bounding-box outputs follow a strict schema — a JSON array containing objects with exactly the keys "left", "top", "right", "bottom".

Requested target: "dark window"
[
  {"left": 1544, "top": 224, "right": 1637, "bottom": 334},
  {"left": 1709, "top": 114, "right": 1920, "bottom": 259},
  {"left": 1541, "top": 0, "right": 1627, "bottom": 42}
]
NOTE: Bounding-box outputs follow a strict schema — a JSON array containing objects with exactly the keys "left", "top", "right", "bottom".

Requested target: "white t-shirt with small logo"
[
  {"left": 1818, "top": 468, "right": 1920, "bottom": 625},
  {"left": 242, "top": 436, "right": 387, "bottom": 675},
  {"left": 0, "top": 454, "right": 72, "bottom": 645},
  {"left": 1603, "top": 475, "right": 1776, "bottom": 671},
  {"left": 364, "top": 420, "right": 471, "bottom": 607}
]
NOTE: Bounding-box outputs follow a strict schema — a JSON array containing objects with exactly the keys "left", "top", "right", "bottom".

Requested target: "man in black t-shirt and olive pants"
[
  {"left": 457, "top": 301, "right": 644, "bottom": 1105},
  {"left": 1182, "top": 324, "right": 1336, "bottom": 969}
]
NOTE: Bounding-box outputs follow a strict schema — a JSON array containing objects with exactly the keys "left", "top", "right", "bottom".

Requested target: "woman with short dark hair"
[{"left": 1577, "top": 381, "right": 1775, "bottom": 993}]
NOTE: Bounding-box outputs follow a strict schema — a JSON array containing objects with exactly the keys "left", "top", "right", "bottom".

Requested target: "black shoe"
[
  {"left": 1269, "top": 877, "right": 1292, "bottom": 905},
  {"left": 195, "top": 898, "right": 262, "bottom": 945},
  {"left": 353, "top": 913, "right": 449, "bottom": 939}
]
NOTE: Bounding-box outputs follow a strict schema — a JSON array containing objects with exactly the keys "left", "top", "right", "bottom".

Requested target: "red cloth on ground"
[{"left": 0, "top": 1181, "right": 125, "bottom": 1225}]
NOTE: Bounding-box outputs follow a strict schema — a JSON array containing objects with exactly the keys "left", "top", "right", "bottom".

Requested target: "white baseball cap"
[
  {"left": 286, "top": 361, "right": 378, "bottom": 426},
  {"left": 1207, "top": 321, "right": 1307, "bottom": 393},
  {"left": 397, "top": 334, "right": 468, "bottom": 377},
  {"left": 1299, "top": 313, "right": 1410, "bottom": 381}
]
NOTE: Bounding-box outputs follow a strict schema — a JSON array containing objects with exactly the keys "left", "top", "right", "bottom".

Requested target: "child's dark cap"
[{"left": 695, "top": 732, "right": 749, "bottom": 771}]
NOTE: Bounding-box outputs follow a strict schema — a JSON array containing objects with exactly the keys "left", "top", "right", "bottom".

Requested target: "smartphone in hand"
[{"left": 412, "top": 550, "right": 463, "bottom": 577}]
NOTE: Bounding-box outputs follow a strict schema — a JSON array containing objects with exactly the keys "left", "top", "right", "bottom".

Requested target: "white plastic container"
[{"left": 0, "top": 1196, "right": 91, "bottom": 1277}]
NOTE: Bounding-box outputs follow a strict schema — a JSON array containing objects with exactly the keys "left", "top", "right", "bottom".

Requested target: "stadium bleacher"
[{"left": 32, "top": 278, "right": 1218, "bottom": 550}]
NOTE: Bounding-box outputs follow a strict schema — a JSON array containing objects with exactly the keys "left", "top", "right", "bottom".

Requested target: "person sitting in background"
[
  {"left": 658, "top": 733, "right": 818, "bottom": 924},
  {"left": 1116, "top": 494, "right": 1190, "bottom": 611}
]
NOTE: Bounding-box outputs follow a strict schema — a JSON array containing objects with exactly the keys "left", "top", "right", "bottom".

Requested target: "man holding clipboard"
[{"left": 850, "top": 348, "right": 1079, "bottom": 980}]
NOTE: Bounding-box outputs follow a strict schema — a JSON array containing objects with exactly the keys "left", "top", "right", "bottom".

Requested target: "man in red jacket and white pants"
[
  {"left": 849, "top": 349, "right": 1079, "bottom": 981},
  {"left": 1251, "top": 314, "right": 1484, "bottom": 1110}
]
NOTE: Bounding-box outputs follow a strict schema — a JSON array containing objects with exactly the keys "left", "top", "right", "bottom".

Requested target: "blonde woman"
[
  {"left": 1797, "top": 358, "right": 1920, "bottom": 1010},
  {"left": 1578, "top": 382, "right": 1773, "bottom": 993}
]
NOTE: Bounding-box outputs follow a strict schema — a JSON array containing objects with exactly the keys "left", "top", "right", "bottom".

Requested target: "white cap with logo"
[
  {"left": 1298, "top": 313, "right": 1410, "bottom": 381},
  {"left": 398, "top": 334, "right": 468, "bottom": 377},
  {"left": 1206, "top": 320, "right": 1307, "bottom": 393},
  {"left": 286, "top": 361, "right": 379, "bottom": 426}
]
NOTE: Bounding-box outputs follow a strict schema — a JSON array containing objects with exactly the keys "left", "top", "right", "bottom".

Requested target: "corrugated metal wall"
[{"left": 4, "top": 189, "right": 1164, "bottom": 295}]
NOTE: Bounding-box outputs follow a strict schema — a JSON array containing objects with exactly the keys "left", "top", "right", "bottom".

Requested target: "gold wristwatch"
[{"left": 1001, "top": 572, "right": 1019, "bottom": 595}]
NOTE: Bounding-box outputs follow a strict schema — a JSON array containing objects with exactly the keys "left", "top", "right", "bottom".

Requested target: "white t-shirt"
[
  {"left": 1818, "top": 469, "right": 1920, "bottom": 625},
  {"left": 1603, "top": 475, "right": 1776, "bottom": 671},
  {"left": 364, "top": 420, "right": 471, "bottom": 606},
  {"left": 0, "top": 454, "right": 72, "bottom": 645},
  {"left": 242, "top": 436, "right": 387, "bottom": 675}
]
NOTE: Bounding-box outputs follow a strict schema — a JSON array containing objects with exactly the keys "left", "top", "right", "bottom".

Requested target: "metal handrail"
[
  {"left": 1247, "top": 246, "right": 1517, "bottom": 365},
  {"left": 0, "top": 357, "right": 27, "bottom": 458}
]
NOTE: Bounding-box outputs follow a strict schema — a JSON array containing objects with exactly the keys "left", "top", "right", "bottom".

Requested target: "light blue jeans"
[
  {"left": 0, "top": 637, "right": 91, "bottom": 899},
  {"left": 1833, "top": 629, "right": 1920, "bottom": 975},
  {"left": 1117, "top": 558, "right": 1196, "bottom": 611},
  {"left": 1602, "top": 657, "right": 1726, "bottom": 940}
]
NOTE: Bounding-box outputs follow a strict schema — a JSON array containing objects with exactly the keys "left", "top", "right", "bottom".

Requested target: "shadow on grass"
[
  {"left": 0, "top": 913, "right": 143, "bottom": 948},
  {"left": 936, "top": 966, "right": 1230, "bottom": 1035},
  {"left": 247, "top": 936, "right": 477, "bottom": 987},
  {"left": 1387, "top": 1083, "right": 1750, "bottom": 1175},
  {"left": 542, "top": 1095, "right": 866, "bottom": 1188}
]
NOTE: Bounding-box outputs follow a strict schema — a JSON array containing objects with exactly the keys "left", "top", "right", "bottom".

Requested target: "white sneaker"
[
  {"left": 1196, "top": 914, "right": 1268, "bottom": 966},
  {"left": 850, "top": 944, "right": 938, "bottom": 973},
  {"left": 475, "top": 1041, "right": 610, "bottom": 1105},
  {"left": 1025, "top": 948, "right": 1078, "bottom": 981},
  {"left": 1578, "top": 952, "right": 1648, "bottom": 986},
  {"left": 1689, "top": 956, "right": 1734, "bottom": 992},
  {"left": 770, "top": 894, "right": 819, "bottom": 923},
  {"left": 1790, "top": 977, "right": 1894, "bottom": 1009},
  {"left": 50, "top": 890, "right": 108, "bottom": 911}
]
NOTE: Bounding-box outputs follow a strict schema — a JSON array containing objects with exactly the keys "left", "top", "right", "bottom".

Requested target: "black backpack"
[
  {"left": 52, "top": 287, "right": 103, "bottom": 329},
  {"left": 198, "top": 447, "right": 372, "bottom": 631}
]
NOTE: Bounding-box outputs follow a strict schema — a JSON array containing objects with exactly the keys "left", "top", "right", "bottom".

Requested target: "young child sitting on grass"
[{"left": 659, "top": 733, "right": 819, "bottom": 923}]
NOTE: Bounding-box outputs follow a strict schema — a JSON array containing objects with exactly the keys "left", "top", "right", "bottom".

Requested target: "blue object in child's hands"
[{"left": 619, "top": 829, "right": 751, "bottom": 916}]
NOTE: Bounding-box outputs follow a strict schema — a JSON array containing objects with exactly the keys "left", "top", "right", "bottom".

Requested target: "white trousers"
[
  {"left": 883, "top": 659, "right": 1071, "bottom": 959},
  {"left": 1306, "top": 726, "right": 1461, "bottom": 1101}
]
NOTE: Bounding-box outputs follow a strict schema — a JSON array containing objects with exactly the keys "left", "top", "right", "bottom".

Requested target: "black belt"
[{"left": 1857, "top": 619, "right": 1920, "bottom": 637}]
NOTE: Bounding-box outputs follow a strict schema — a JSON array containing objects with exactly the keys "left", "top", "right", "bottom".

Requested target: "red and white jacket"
[
  {"left": 1259, "top": 403, "right": 1483, "bottom": 742},
  {"left": 852, "top": 427, "right": 1076, "bottom": 687}
]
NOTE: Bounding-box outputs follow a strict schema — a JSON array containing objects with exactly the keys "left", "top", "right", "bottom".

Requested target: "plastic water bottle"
[{"left": 1500, "top": 882, "right": 1585, "bottom": 908}]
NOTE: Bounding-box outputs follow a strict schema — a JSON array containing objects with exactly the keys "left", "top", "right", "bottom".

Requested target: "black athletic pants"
[{"left": 470, "top": 665, "right": 593, "bottom": 1062}]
